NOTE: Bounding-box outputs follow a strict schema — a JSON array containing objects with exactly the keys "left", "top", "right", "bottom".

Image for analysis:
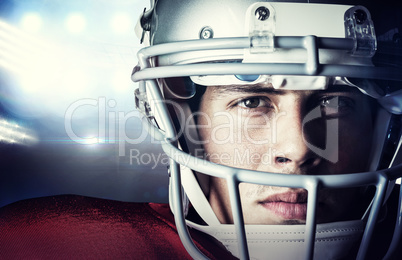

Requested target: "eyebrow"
[
  {"left": 211, "top": 84, "right": 287, "bottom": 98},
  {"left": 210, "top": 84, "right": 360, "bottom": 99}
]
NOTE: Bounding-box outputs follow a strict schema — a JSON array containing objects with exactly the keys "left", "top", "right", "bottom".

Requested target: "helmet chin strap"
[
  {"left": 187, "top": 219, "right": 364, "bottom": 260},
  {"left": 171, "top": 165, "right": 220, "bottom": 225},
  {"left": 178, "top": 166, "right": 365, "bottom": 260}
]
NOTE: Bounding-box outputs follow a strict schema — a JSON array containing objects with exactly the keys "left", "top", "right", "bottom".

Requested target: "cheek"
[
  {"left": 208, "top": 177, "right": 232, "bottom": 223},
  {"left": 336, "top": 114, "right": 374, "bottom": 173},
  {"left": 200, "top": 115, "right": 273, "bottom": 168}
]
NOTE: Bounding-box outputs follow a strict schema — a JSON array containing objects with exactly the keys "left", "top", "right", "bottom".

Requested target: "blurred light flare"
[
  {"left": 0, "top": 4, "right": 140, "bottom": 118},
  {"left": 0, "top": 118, "right": 37, "bottom": 145},
  {"left": 20, "top": 12, "right": 43, "bottom": 33},
  {"left": 82, "top": 137, "right": 100, "bottom": 145},
  {"left": 65, "top": 13, "right": 87, "bottom": 34}
]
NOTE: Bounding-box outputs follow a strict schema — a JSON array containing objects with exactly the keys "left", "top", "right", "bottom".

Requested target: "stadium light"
[
  {"left": 65, "top": 13, "right": 86, "bottom": 34},
  {"left": 20, "top": 12, "right": 43, "bottom": 33}
]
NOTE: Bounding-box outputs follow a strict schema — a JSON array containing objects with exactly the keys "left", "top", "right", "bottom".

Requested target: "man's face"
[{"left": 197, "top": 80, "right": 374, "bottom": 225}]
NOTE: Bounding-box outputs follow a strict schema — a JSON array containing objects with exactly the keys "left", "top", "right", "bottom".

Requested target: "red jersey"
[
  {"left": 1, "top": 193, "right": 401, "bottom": 259},
  {"left": 0, "top": 195, "right": 236, "bottom": 259}
]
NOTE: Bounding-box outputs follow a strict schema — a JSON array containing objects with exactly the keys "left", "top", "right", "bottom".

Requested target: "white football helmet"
[{"left": 132, "top": 0, "right": 402, "bottom": 259}]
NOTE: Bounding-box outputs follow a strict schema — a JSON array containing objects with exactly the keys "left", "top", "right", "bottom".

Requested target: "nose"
[{"left": 273, "top": 104, "right": 321, "bottom": 173}]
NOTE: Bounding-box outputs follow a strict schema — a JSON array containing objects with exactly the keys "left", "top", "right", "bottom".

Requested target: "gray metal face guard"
[
  {"left": 133, "top": 37, "right": 402, "bottom": 82},
  {"left": 132, "top": 36, "right": 402, "bottom": 260}
]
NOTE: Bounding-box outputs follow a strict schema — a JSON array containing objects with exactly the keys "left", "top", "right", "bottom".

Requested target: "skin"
[{"left": 197, "top": 80, "right": 374, "bottom": 225}]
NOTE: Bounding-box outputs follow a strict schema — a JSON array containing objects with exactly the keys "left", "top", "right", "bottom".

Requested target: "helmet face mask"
[{"left": 132, "top": 0, "right": 402, "bottom": 259}]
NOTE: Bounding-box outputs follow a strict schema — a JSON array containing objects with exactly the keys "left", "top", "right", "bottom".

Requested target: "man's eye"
[
  {"left": 319, "top": 96, "right": 354, "bottom": 116},
  {"left": 237, "top": 97, "right": 271, "bottom": 109}
]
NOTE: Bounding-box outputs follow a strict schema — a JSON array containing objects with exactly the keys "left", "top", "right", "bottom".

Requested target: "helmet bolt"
[
  {"left": 354, "top": 9, "right": 367, "bottom": 25},
  {"left": 255, "top": 6, "right": 270, "bottom": 21},
  {"left": 200, "top": 26, "right": 214, "bottom": 39}
]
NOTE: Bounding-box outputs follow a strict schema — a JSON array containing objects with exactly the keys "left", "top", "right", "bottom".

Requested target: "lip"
[{"left": 259, "top": 191, "right": 308, "bottom": 220}]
